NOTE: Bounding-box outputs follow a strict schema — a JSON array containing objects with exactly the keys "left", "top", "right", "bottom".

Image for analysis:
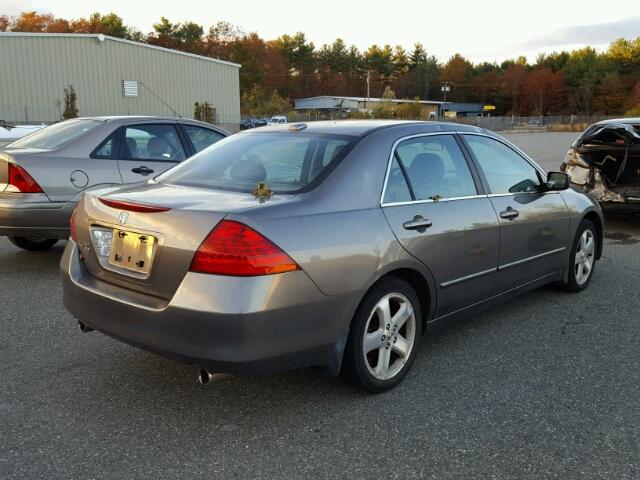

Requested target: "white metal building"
[{"left": 0, "top": 33, "right": 241, "bottom": 130}]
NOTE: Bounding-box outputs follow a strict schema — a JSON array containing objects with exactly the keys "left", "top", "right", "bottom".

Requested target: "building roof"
[
  {"left": 295, "top": 95, "right": 445, "bottom": 105},
  {"left": 0, "top": 32, "right": 241, "bottom": 68}
]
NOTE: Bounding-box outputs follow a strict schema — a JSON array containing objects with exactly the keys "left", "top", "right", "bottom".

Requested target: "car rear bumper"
[
  {"left": 60, "top": 239, "right": 359, "bottom": 375},
  {"left": 0, "top": 194, "right": 73, "bottom": 239}
]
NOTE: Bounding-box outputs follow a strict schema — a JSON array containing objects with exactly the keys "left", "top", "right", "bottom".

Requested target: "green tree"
[
  {"left": 372, "top": 85, "right": 396, "bottom": 118},
  {"left": 62, "top": 85, "right": 78, "bottom": 120},
  {"left": 409, "top": 43, "right": 439, "bottom": 99},
  {"left": 194, "top": 102, "right": 215, "bottom": 123},
  {"left": 241, "top": 85, "right": 290, "bottom": 116}
]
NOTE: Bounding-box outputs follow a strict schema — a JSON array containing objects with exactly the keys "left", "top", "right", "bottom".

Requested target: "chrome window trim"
[
  {"left": 382, "top": 194, "right": 486, "bottom": 208},
  {"left": 379, "top": 131, "right": 481, "bottom": 207}
]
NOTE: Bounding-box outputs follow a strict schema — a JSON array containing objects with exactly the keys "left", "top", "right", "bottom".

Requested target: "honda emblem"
[{"left": 117, "top": 211, "right": 129, "bottom": 225}]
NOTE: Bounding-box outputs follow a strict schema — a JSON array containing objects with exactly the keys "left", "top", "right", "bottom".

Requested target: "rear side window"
[
  {"left": 394, "top": 135, "right": 477, "bottom": 201},
  {"left": 157, "top": 132, "right": 356, "bottom": 193},
  {"left": 92, "top": 135, "right": 116, "bottom": 159},
  {"left": 182, "top": 125, "right": 225, "bottom": 153},
  {"left": 383, "top": 157, "right": 412, "bottom": 204},
  {"left": 464, "top": 135, "right": 541, "bottom": 194},
  {"left": 122, "top": 124, "right": 186, "bottom": 161},
  {"left": 8, "top": 119, "right": 101, "bottom": 150}
]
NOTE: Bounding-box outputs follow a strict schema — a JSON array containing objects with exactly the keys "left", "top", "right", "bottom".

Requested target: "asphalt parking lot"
[{"left": 2, "top": 132, "right": 639, "bottom": 479}]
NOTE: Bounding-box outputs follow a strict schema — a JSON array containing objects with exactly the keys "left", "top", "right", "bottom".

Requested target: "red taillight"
[
  {"left": 6, "top": 163, "right": 43, "bottom": 193},
  {"left": 190, "top": 220, "right": 300, "bottom": 276},
  {"left": 98, "top": 197, "right": 171, "bottom": 213},
  {"left": 70, "top": 204, "right": 79, "bottom": 241}
]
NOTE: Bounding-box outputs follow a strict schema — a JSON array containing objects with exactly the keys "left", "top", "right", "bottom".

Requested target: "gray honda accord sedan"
[
  {"left": 61, "top": 121, "right": 604, "bottom": 392},
  {"left": 0, "top": 116, "right": 227, "bottom": 251}
]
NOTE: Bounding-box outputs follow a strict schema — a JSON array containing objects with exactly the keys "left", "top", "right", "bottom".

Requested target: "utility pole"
[
  {"left": 441, "top": 83, "right": 451, "bottom": 102},
  {"left": 539, "top": 90, "right": 543, "bottom": 125},
  {"left": 365, "top": 70, "right": 371, "bottom": 108},
  {"left": 357, "top": 68, "right": 372, "bottom": 110}
]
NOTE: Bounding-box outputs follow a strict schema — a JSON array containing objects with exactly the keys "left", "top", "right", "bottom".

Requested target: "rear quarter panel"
[{"left": 225, "top": 127, "right": 441, "bottom": 316}]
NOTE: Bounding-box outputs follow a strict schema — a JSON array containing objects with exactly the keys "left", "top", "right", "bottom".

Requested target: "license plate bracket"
[{"left": 108, "top": 229, "right": 156, "bottom": 275}]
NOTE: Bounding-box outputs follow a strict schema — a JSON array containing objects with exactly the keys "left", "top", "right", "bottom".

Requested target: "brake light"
[
  {"left": 70, "top": 204, "right": 79, "bottom": 241},
  {"left": 190, "top": 220, "right": 300, "bottom": 276},
  {"left": 6, "top": 163, "right": 43, "bottom": 193},
  {"left": 98, "top": 197, "right": 171, "bottom": 213}
]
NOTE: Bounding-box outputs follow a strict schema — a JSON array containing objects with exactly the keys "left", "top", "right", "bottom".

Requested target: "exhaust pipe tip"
[
  {"left": 79, "top": 321, "right": 94, "bottom": 333},
  {"left": 197, "top": 368, "right": 214, "bottom": 386}
]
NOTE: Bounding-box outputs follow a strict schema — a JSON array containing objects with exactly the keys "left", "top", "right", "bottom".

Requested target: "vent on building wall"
[{"left": 122, "top": 80, "right": 139, "bottom": 98}]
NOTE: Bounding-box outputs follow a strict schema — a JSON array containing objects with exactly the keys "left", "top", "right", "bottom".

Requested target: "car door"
[
  {"left": 117, "top": 123, "right": 187, "bottom": 184},
  {"left": 381, "top": 133, "right": 500, "bottom": 317},
  {"left": 461, "top": 134, "right": 571, "bottom": 294},
  {"left": 179, "top": 124, "right": 226, "bottom": 153}
]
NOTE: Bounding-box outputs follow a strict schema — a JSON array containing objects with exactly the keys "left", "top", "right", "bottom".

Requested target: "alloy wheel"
[
  {"left": 575, "top": 229, "right": 595, "bottom": 285},
  {"left": 362, "top": 293, "right": 416, "bottom": 381}
]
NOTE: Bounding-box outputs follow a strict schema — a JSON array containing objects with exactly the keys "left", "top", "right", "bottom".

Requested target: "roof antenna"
[{"left": 138, "top": 81, "right": 182, "bottom": 118}]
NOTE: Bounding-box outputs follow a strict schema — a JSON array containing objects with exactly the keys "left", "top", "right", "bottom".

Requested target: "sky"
[{"left": 2, "top": 0, "right": 640, "bottom": 63}]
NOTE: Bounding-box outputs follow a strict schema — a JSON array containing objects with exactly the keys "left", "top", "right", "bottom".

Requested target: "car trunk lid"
[{"left": 75, "top": 181, "right": 293, "bottom": 300}]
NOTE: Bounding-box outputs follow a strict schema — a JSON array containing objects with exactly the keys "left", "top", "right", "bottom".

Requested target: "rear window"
[
  {"left": 8, "top": 119, "right": 102, "bottom": 150},
  {"left": 156, "top": 132, "right": 356, "bottom": 193}
]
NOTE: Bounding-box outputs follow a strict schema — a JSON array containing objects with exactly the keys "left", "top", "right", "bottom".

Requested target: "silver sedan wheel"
[
  {"left": 575, "top": 229, "right": 596, "bottom": 285},
  {"left": 363, "top": 292, "right": 416, "bottom": 381}
]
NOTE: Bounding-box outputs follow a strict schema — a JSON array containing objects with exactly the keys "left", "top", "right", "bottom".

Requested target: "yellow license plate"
[{"left": 108, "top": 229, "right": 156, "bottom": 275}]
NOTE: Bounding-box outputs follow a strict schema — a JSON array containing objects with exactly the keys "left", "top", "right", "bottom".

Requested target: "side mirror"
[{"left": 546, "top": 171, "right": 570, "bottom": 191}]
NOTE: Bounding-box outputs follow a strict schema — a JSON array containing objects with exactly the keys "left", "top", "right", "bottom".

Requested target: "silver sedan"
[
  {"left": 0, "top": 116, "right": 227, "bottom": 250},
  {"left": 61, "top": 121, "right": 603, "bottom": 392}
]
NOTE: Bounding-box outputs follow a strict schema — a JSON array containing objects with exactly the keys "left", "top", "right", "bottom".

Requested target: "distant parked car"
[
  {"left": 240, "top": 117, "right": 257, "bottom": 130},
  {"left": 0, "top": 116, "right": 228, "bottom": 251},
  {"left": 61, "top": 120, "right": 603, "bottom": 392},
  {"left": 562, "top": 118, "right": 640, "bottom": 207},
  {"left": 0, "top": 124, "right": 46, "bottom": 147},
  {"left": 267, "top": 115, "right": 288, "bottom": 125}
]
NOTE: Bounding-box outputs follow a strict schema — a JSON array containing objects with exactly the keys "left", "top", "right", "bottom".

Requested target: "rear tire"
[
  {"left": 559, "top": 219, "right": 597, "bottom": 292},
  {"left": 8, "top": 236, "right": 59, "bottom": 251},
  {"left": 342, "top": 277, "right": 422, "bottom": 393}
]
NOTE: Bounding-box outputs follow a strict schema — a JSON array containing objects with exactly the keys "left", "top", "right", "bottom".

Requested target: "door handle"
[
  {"left": 499, "top": 207, "right": 519, "bottom": 220},
  {"left": 131, "top": 166, "right": 154, "bottom": 175},
  {"left": 403, "top": 216, "right": 433, "bottom": 230}
]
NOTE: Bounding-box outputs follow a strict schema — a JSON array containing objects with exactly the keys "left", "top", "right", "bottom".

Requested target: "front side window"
[
  {"left": 157, "top": 132, "right": 355, "bottom": 193},
  {"left": 394, "top": 135, "right": 477, "bottom": 201},
  {"left": 182, "top": 125, "right": 225, "bottom": 153},
  {"left": 122, "top": 124, "right": 186, "bottom": 161},
  {"left": 464, "top": 135, "right": 541, "bottom": 194},
  {"left": 8, "top": 119, "right": 102, "bottom": 150}
]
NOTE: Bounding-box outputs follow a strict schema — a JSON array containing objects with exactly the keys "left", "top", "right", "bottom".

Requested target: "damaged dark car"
[{"left": 562, "top": 118, "right": 640, "bottom": 207}]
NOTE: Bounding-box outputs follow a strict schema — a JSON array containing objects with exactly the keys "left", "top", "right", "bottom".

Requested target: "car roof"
[
  {"left": 68, "top": 116, "right": 228, "bottom": 133},
  {"left": 244, "top": 120, "right": 483, "bottom": 137},
  {"left": 73, "top": 115, "right": 219, "bottom": 125},
  {"left": 593, "top": 117, "right": 640, "bottom": 126}
]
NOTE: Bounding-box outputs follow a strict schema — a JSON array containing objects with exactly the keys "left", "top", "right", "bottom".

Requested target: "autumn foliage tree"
[{"left": 3, "top": 10, "right": 640, "bottom": 116}]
